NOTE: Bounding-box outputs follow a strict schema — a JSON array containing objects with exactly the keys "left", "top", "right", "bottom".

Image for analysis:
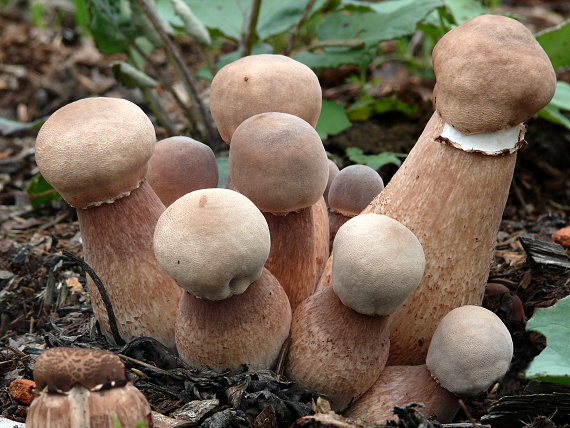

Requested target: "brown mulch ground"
[{"left": 1, "top": 2, "right": 570, "bottom": 427}]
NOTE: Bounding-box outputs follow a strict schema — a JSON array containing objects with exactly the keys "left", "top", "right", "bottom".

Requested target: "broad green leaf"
[
  {"left": 317, "top": 0, "right": 442, "bottom": 47},
  {"left": 257, "top": 0, "right": 328, "bottom": 40},
  {"left": 112, "top": 61, "right": 158, "bottom": 88},
  {"left": 525, "top": 295, "right": 570, "bottom": 385},
  {"left": 346, "top": 96, "right": 418, "bottom": 121},
  {"left": 27, "top": 174, "right": 62, "bottom": 210},
  {"left": 537, "top": 81, "right": 570, "bottom": 131},
  {"left": 0, "top": 116, "right": 45, "bottom": 136},
  {"left": 86, "top": 0, "right": 132, "bottom": 55},
  {"left": 316, "top": 100, "right": 352, "bottom": 140},
  {"left": 346, "top": 147, "right": 405, "bottom": 170},
  {"left": 294, "top": 48, "right": 369, "bottom": 70},
  {"left": 536, "top": 21, "right": 570, "bottom": 71},
  {"left": 444, "top": 0, "right": 485, "bottom": 25}
]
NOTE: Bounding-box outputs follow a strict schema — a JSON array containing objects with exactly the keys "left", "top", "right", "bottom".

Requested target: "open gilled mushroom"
[{"left": 27, "top": 347, "right": 152, "bottom": 428}]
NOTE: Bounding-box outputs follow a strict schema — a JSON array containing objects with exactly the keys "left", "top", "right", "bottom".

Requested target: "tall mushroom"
[
  {"left": 210, "top": 54, "right": 322, "bottom": 143},
  {"left": 27, "top": 347, "right": 152, "bottom": 428},
  {"left": 34, "top": 97, "right": 182, "bottom": 349},
  {"left": 317, "top": 14, "right": 556, "bottom": 364},
  {"left": 345, "top": 305, "right": 513, "bottom": 424},
  {"left": 229, "top": 112, "right": 329, "bottom": 310},
  {"left": 285, "top": 214, "right": 425, "bottom": 412},
  {"left": 153, "top": 188, "right": 292, "bottom": 373},
  {"left": 147, "top": 136, "right": 219, "bottom": 207}
]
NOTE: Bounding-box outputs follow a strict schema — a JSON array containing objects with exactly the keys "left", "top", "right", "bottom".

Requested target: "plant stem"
[
  {"left": 243, "top": 0, "right": 262, "bottom": 57},
  {"left": 135, "top": 0, "right": 224, "bottom": 152},
  {"left": 141, "top": 87, "right": 177, "bottom": 135},
  {"left": 283, "top": 0, "right": 315, "bottom": 56}
]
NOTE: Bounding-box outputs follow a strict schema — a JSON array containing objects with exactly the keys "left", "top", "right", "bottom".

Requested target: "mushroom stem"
[
  {"left": 175, "top": 268, "right": 291, "bottom": 373},
  {"left": 284, "top": 286, "right": 390, "bottom": 412},
  {"left": 366, "top": 112, "right": 518, "bottom": 365},
  {"left": 79, "top": 180, "right": 182, "bottom": 350},
  {"left": 343, "top": 364, "right": 460, "bottom": 424},
  {"left": 264, "top": 208, "right": 317, "bottom": 311}
]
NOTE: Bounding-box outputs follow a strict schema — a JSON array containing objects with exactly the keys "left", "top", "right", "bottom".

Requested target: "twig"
[
  {"left": 283, "top": 0, "right": 316, "bottom": 56},
  {"left": 62, "top": 250, "right": 125, "bottom": 346},
  {"left": 243, "top": 0, "right": 262, "bottom": 57},
  {"left": 135, "top": 0, "right": 224, "bottom": 152},
  {"left": 141, "top": 86, "right": 178, "bottom": 135},
  {"left": 457, "top": 398, "right": 479, "bottom": 428}
]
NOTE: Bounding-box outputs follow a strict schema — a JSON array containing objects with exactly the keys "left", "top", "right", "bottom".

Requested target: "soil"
[{"left": 1, "top": 2, "right": 570, "bottom": 428}]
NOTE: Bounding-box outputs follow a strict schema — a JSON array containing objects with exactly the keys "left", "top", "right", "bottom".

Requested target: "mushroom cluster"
[{"left": 30, "top": 13, "right": 556, "bottom": 426}]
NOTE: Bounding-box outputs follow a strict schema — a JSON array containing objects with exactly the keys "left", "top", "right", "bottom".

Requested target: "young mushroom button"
[
  {"left": 153, "top": 188, "right": 292, "bottom": 373},
  {"left": 285, "top": 214, "right": 425, "bottom": 412},
  {"left": 34, "top": 96, "right": 182, "bottom": 350},
  {"left": 345, "top": 305, "right": 514, "bottom": 424},
  {"left": 210, "top": 54, "right": 322, "bottom": 143},
  {"left": 229, "top": 112, "right": 329, "bottom": 310},
  {"left": 27, "top": 347, "right": 152, "bottom": 428}
]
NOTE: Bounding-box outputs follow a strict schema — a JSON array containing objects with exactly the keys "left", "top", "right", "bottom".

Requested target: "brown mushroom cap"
[
  {"left": 153, "top": 188, "right": 271, "bottom": 300},
  {"left": 147, "top": 136, "right": 219, "bottom": 207},
  {"left": 210, "top": 54, "right": 322, "bottom": 143},
  {"left": 426, "top": 305, "right": 513, "bottom": 396},
  {"left": 35, "top": 97, "right": 156, "bottom": 208},
  {"left": 432, "top": 14, "right": 556, "bottom": 135},
  {"left": 229, "top": 112, "right": 329, "bottom": 214},
  {"left": 328, "top": 164, "right": 384, "bottom": 217},
  {"left": 332, "top": 214, "right": 425, "bottom": 316},
  {"left": 33, "top": 347, "right": 126, "bottom": 392}
]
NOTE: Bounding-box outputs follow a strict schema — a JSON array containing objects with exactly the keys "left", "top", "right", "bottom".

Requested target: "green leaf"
[
  {"left": 317, "top": 0, "right": 443, "bottom": 47},
  {"left": 345, "top": 147, "right": 405, "bottom": 170},
  {"left": 443, "top": 0, "right": 485, "bottom": 25},
  {"left": 86, "top": 0, "right": 132, "bottom": 55},
  {"left": 346, "top": 96, "right": 418, "bottom": 121},
  {"left": 111, "top": 61, "right": 158, "bottom": 88},
  {"left": 26, "top": 174, "right": 62, "bottom": 210},
  {"left": 0, "top": 116, "right": 45, "bottom": 136},
  {"left": 294, "top": 47, "right": 369, "bottom": 70},
  {"left": 257, "top": 0, "right": 328, "bottom": 40},
  {"left": 216, "top": 156, "right": 229, "bottom": 188},
  {"left": 196, "top": 43, "right": 273, "bottom": 80},
  {"left": 316, "top": 100, "right": 352, "bottom": 140},
  {"left": 537, "top": 81, "right": 570, "bottom": 131},
  {"left": 525, "top": 295, "right": 570, "bottom": 385},
  {"left": 536, "top": 21, "right": 570, "bottom": 71}
]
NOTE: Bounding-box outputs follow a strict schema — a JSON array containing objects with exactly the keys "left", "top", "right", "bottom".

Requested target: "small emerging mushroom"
[
  {"left": 27, "top": 347, "right": 152, "bottom": 428},
  {"left": 285, "top": 214, "right": 425, "bottom": 412},
  {"left": 345, "top": 305, "right": 513, "bottom": 424},
  {"left": 229, "top": 112, "right": 329, "bottom": 310},
  {"left": 147, "top": 136, "right": 219, "bottom": 207},
  {"left": 210, "top": 54, "right": 322, "bottom": 143},
  {"left": 153, "top": 188, "right": 292, "bottom": 373},
  {"left": 35, "top": 97, "right": 182, "bottom": 349},
  {"left": 327, "top": 164, "right": 384, "bottom": 251}
]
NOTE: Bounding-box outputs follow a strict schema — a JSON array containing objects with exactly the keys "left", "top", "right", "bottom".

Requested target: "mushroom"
[
  {"left": 323, "top": 159, "right": 340, "bottom": 206},
  {"left": 316, "top": 14, "right": 556, "bottom": 364},
  {"left": 345, "top": 305, "right": 513, "bottom": 424},
  {"left": 229, "top": 112, "right": 329, "bottom": 310},
  {"left": 153, "top": 188, "right": 292, "bottom": 373},
  {"left": 34, "top": 97, "right": 182, "bottom": 349},
  {"left": 284, "top": 214, "right": 425, "bottom": 412},
  {"left": 27, "top": 347, "right": 152, "bottom": 428},
  {"left": 147, "top": 136, "right": 219, "bottom": 207},
  {"left": 327, "top": 164, "right": 384, "bottom": 251},
  {"left": 210, "top": 54, "right": 322, "bottom": 143}
]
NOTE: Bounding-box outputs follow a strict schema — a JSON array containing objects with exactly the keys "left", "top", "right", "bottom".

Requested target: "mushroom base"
[
  {"left": 284, "top": 286, "right": 390, "bottom": 412},
  {"left": 78, "top": 180, "right": 182, "bottom": 350},
  {"left": 344, "top": 364, "right": 459, "bottom": 424},
  {"left": 27, "top": 384, "right": 153, "bottom": 428},
  {"left": 175, "top": 268, "right": 292, "bottom": 373}
]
